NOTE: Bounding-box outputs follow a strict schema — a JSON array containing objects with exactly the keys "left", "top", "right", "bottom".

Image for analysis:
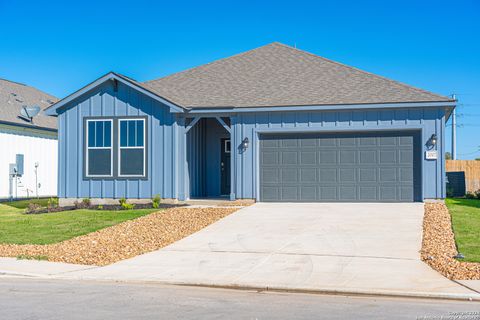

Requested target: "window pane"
[
  {"left": 120, "top": 121, "right": 128, "bottom": 147},
  {"left": 88, "top": 121, "right": 95, "bottom": 147},
  {"left": 104, "top": 121, "right": 111, "bottom": 147},
  {"left": 136, "top": 120, "right": 144, "bottom": 147},
  {"left": 95, "top": 121, "right": 104, "bottom": 147},
  {"left": 88, "top": 149, "right": 111, "bottom": 175},
  {"left": 128, "top": 121, "right": 136, "bottom": 147},
  {"left": 120, "top": 149, "right": 144, "bottom": 176}
]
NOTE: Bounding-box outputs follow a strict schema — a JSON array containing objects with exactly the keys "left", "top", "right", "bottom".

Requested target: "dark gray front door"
[
  {"left": 220, "top": 138, "right": 231, "bottom": 195},
  {"left": 259, "top": 131, "right": 421, "bottom": 202}
]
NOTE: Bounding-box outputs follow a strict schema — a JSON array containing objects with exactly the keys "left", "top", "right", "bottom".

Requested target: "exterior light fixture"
[
  {"left": 430, "top": 134, "right": 437, "bottom": 146},
  {"left": 242, "top": 137, "right": 249, "bottom": 150}
]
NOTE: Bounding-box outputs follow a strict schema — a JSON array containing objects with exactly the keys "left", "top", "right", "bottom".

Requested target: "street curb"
[
  {"left": 3, "top": 270, "right": 479, "bottom": 302},
  {"left": 54, "top": 275, "right": 480, "bottom": 302}
]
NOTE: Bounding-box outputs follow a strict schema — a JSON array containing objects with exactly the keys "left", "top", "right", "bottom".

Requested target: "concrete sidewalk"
[
  {"left": 58, "top": 203, "right": 480, "bottom": 300},
  {"left": 0, "top": 257, "right": 94, "bottom": 278}
]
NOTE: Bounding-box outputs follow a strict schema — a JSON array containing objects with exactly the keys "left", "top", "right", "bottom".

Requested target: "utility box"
[
  {"left": 9, "top": 163, "right": 16, "bottom": 176},
  {"left": 15, "top": 154, "right": 24, "bottom": 176}
]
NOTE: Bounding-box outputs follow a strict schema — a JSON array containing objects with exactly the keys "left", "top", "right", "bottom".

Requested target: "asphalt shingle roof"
[
  {"left": 144, "top": 42, "right": 453, "bottom": 109},
  {"left": 0, "top": 78, "right": 57, "bottom": 130}
]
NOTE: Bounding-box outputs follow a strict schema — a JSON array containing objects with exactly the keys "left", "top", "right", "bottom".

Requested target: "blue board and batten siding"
[
  {"left": 229, "top": 108, "right": 446, "bottom": 200},
  {"left": 57, "top": 80, "right": 447, "bottom": 201},
  {"left": 57, "top": 81, "right": 177, "bottom": 199}
]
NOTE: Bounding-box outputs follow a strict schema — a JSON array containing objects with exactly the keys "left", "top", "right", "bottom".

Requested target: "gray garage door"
[{"left": 259, "top": 131, "right": 421, "bottom": 202}]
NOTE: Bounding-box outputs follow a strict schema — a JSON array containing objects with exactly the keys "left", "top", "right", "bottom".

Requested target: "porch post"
[
  {"left": 177, "top": 116, "right": 189, "bottom": 201},
  {"left": 230, "top": 116, "right": 236, "bottom": 200}
]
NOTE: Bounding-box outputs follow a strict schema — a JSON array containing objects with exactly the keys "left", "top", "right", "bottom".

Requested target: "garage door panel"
[
  {"left": 379, "top": 168, "right": 396, "bottom": 182},
  {"left": 281, "top": 186, "right": 298, "bottom": 201},
  {"left": 300, "top": 168, "right": 317, "bottom": 182},
  {"left": 319, "top": 186, "right": 337, "bottom": 200},
  {"left": 261, "top": 151, "right": 278, "bottom": 165},
  {"left": 319, "top": 150, "right": 337, "bottom": 163},
  {"left": 300, "top": 186, "right": 316, "bottom": 201},
  {"left": 339, "top": 168, "right": 355, "bottom": 182},
  {"left": 359, "top": 186, "right": 377, "bottom": 201},
  {"left": 359, "top": 168, "right": 376, "bottom": 182},
  {"left": 281, "top": 152, "right": 297, "bottom": 164},
  {"left": 262, "top": 168, "right": 279, "bottom": 183},
  {"left": 300, "top": 152, "right": 316, "bottom": 165},
  {"left": 379, "top": 150, "right": 397, "bottom": 164},
  {"left": 339, "top": 150, "right": 356, "bottom": 164},
  {"left": 281, "top": 168, "right": 298, "bottom": 182},
  {"left": 259, "top": 131, "right": 420, "bottom": 202},
  {"left": 339, "top": 186, "right": 356, "bottom": 200},
  {"left": 319, "top": 168, "right": 337, "bottom": 182},
  {"left": 359, "top": 150, "right": 377, "bottom": 164}
]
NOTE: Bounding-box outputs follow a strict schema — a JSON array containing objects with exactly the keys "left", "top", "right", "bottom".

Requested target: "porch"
[{"left": 185, "top": 117, "right": 233, "bottom": 200}]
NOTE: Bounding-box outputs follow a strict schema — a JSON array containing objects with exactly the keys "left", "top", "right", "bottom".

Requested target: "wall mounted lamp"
[{"left": 242, "top": 137, "right": 249, "bottom": 150}]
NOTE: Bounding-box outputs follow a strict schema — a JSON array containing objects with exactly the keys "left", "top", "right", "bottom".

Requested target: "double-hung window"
[
  {"left": 118, "top": 118, "right": 146, "bottom": 177},
  {"left": 86, "top": 119, "right": 113, "bottom": 177}
]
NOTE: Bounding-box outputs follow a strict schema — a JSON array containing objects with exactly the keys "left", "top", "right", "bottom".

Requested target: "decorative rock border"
[{"left": 421, "top": 203, "right": 480, "bottom": 280}]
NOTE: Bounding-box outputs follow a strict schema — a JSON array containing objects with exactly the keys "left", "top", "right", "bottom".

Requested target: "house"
[
  {"left": 0, "top": 78, "right": 58, "bottom": 199},
  {"left": 45, "top": 43, "right": 455, "bottom": 204}
]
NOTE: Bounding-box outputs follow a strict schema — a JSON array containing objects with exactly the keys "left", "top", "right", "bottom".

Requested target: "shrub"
[
  {"left": 47, "top": 197, "right": 59, "bottom": 211},
  {"left": 119, "top": 198, "right": 135, "bottom": 210},
  {"left": 97, "top": 205, "right": 104, "bottom": 210},
  {"left": 474, "top": 189, "right": 480, "bottom": 199},
  {"left": 465, "top": 192, "right": 476, "bottom": 199},
  {"left": 25, "top": 203, "right": 42, "bottom": 214},
  {"left": 74, "top": 198, "right": 91, "bottom": 209},
  {"left": 152, "top": 194, "right": 161, "bottom": 208},
  {"left": 446, "top": 187, "right": 454, "bottom": 198}
]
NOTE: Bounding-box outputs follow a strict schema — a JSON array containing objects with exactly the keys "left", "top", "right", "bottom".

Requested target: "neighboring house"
[
  {"left": 0, "top": 78, "right": 58, "bottom": 199},
  {"left": 45, "top": 43, "right": 455, "bottom": 204}
]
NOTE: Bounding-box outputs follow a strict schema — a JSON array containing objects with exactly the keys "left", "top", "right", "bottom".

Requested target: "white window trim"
[
  {"left": 86, "top": 119, "right": 113, "bottom": 178},
  {"left": 224, "top": 139, "right": 231, "bottom": 153},
  {"left": 118, "top": 118, "right": 146, "bottom": 178}
]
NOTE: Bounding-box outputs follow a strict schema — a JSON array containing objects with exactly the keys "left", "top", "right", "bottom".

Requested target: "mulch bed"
[
  {"left": 26, "top": 203, "right": 183, "bottom": 214},
  {"left": 0, "top": 207, "right": 238, "bottom": 266},
  {"left": 421, "top": 202, "right": 480, "bottom": 280}
]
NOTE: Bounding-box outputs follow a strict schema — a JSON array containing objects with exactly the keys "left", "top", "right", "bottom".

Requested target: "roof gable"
[
  {"left": 144, "top": 42, "right": 453, "bottom": 109},
  {"left": 45, "top": 72, "right": 184, "bottom": 115}
]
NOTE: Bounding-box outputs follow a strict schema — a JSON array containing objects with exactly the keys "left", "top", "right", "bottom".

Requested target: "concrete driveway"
[{"left": 70, "top": 203, "right": 479, "bottom": 299}]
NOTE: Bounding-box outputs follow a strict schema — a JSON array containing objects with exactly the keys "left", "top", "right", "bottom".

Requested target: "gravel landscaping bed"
[
  {"left": 421, "top": 203, "right": 480, "bottom": 280},
  {"left": 0, "top": 207, "right": 237, "bottom": 266}
]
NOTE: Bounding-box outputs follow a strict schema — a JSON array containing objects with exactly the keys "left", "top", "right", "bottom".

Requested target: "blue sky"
[{"left": 1, "top": 0, "right": 479, "bottom": 158}]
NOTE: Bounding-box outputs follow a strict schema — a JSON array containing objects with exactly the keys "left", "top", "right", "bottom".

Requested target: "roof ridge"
[
  {"left": 273, "top": 42, "right": 452, "bottom": 101},
  {"left": 143, "top": 42, "right": 279, "bottom": 84}
]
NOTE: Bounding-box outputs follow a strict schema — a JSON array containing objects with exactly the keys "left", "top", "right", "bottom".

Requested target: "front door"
[{"left": 220, "top": 138, "right": 231, "bottom": 196}]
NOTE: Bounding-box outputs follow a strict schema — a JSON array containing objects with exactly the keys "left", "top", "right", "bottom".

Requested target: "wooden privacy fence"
[{"left": 446, "top": 160, "right": 480, "bottom": 193}]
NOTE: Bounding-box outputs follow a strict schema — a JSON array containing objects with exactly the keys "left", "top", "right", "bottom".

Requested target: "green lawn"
[
  {"left": 0, "top": 204, "right": 158, "bottom": 245},
  {"left": 3, "top": 198, "right": 52, "bottom": 209},
  {"left": 446, "top": 198, "right": 480, "bottom": 263}
]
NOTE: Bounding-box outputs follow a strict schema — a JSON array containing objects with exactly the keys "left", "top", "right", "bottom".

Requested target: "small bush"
[
  {"left": 466, "top": 192, "right": 476, "bottom": 199},
  {"left": 97, "top": 205, "right": 104, "bottom": 210},
  {"left": 74, "top": 198, "right": 91, "bottom": 209},
  {"left": 152, "top": 194, "right": 161, "bottom": 209},
  {"left": 446, "top": 187, "right": 455, "bottom": 198},
  {"left": 25, "top": 203, "right": 42, "bottom": 214},
  {"left": 47, "top": 197, "right": 59, "bottom": 211},
  {"left": 119, "top": 198, "right": 135, "bottom": 210},
  {"left": 474, "top": 189, "right": 480, "bottom": 199}
]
